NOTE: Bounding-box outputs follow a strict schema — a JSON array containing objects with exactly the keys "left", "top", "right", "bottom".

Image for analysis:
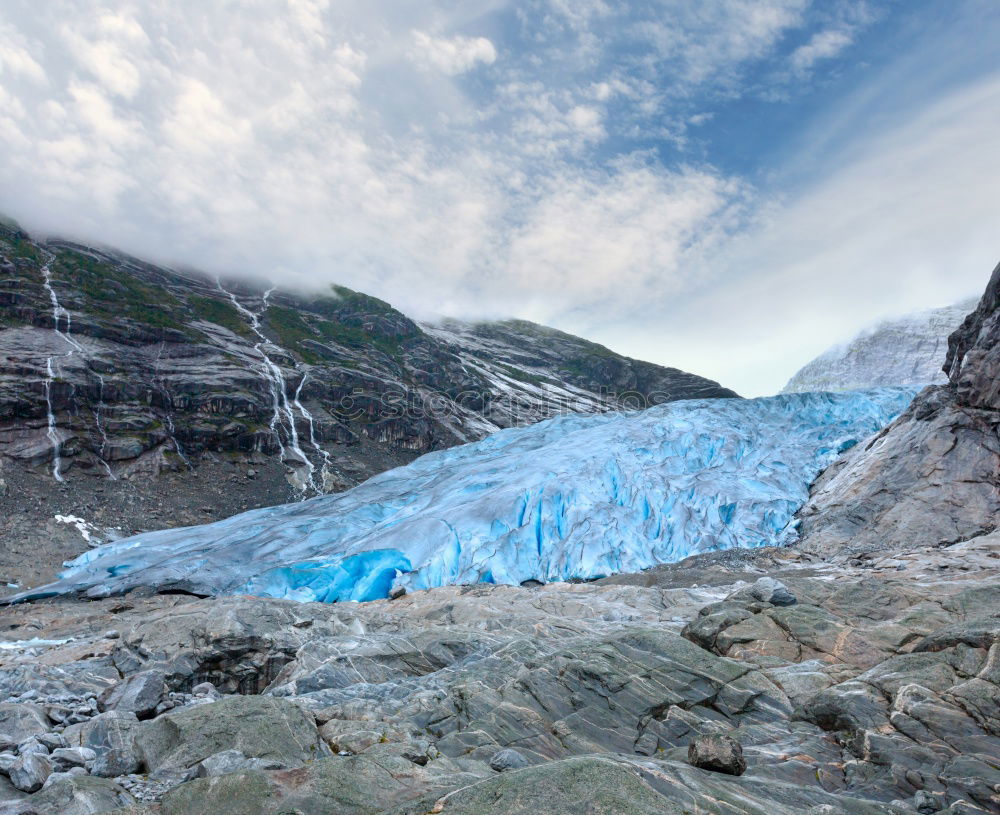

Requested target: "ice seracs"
[{"left": 14, "top": 387, "right": 917, "bottom": 605}]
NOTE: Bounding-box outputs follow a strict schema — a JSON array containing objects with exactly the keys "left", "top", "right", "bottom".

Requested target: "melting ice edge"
[{"left": 20, "top": 388, "right": 918, "bottom": 604}]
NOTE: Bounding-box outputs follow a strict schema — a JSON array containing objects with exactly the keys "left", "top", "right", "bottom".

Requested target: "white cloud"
[
  {"left": 607, "top": 73, "right": 1000, "bottom": 396},
  {"left": 0, "top": 0, "right": 995, "bottom": 402},
  {"left": 790, "top": 29, "right": 854, "bottom": 72},
  {"left": 411, "top": 31, "right": 497, "bottom": 75},
  {"left": 0, "top": 23, "right": 45, "bottom": 83}
]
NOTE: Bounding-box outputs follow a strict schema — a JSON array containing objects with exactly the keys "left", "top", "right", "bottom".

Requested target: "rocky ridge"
[{"left": 783, "top": 299, "right": 977, "bottom": 393}]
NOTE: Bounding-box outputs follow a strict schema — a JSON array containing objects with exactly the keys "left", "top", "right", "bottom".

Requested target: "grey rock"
[
  {"left": 78, "top": 711, "right": 142, "bottom": 777},
  {"left": 730, "top": 576, "right": 798, "bottom": 607},
  {"left": 8, "top": 752, "right": 51, "bottom": 793},
  {"left": 914, "top": 789, "right": 946, "bottom": 814},
  {"left": 15, "top": 739, "right": 47, "bottom": 757},
  {"left": 0, "top": 705, "right": 49, "bottom": 752},
  {"left": 97, "top": 671, "right": 164, "bottom": 720},
  {"left": 3, "top": 537, "right": 999, "bottom": 814},
  {"left": 686, "top": 734, "right": 747, "bottom": 776},
  {"left": 137, "top": 695, "right": 329, "bottom": 774},
  {"left": 488, "top": 748, "right": 530, "bottom": 772},
  {"left": 34, "top": 734, "right": 65, "bottom": 752},
  {"left": 21, "top": 774, "right": 135, "bottom": 814},
  {"left": 154, "top": 753, "right": 489, "bottom": 815},
  {"left": 48, "top": 746, "right": 95, "bottom": 772}
]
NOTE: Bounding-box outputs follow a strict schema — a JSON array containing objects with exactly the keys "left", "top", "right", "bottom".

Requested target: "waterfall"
[
  {"left": 294, "top": 372, "right": 332, "bottom": 490},
  {"left": 216, "top": 280, "right": 317, "bottom": 493},
  {"left": 43, "top": 358, "right": 64, "bottom": 482},
  {"left": 39, "top": 252, "right": 114, "bottom": 481},
  {"left": 40, "top": 254, "right": 79, "bottom": 482},
  {"left": 151, "top": 340, "right": 192, "bottom": 469},
  {"left": 164, "top": 412, "right": 193, "bottom": 469},
  {"left": 93, "top": 373, "right": 116, "bottom": 480}
]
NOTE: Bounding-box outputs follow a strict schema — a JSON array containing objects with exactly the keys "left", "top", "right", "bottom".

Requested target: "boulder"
[
  {"left": 137, "top": 695, "right": 329, "bottom": 774},
  {"left": 16, "top": 774, "right": 135, "bottom": 814},
  {"left": 0, "top": 705, "right": 49, "bottom": 752},
  {"left": 78, "top": 711, "right": 142, "bottom": 777},
  {"left": 98, "top": 671, "right": 165, "bottom": 720},
  {"left": 729, "top": 577, "right": 798, "bottom": 607},
  {"left": 48, "top": 747, "right": 95, "bottom": 772},
  {"left": 488, "top": 748, "right": 530, "bottom": 772},
  {"left": 8, "top": 752, "right": 51, "bottom": 793},
  {"left": 686, "top": 734, "right": 747, "bottom": 776}
]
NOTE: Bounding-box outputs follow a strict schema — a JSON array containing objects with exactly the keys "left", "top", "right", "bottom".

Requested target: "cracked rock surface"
[{"left": 0, "top": 534, "right": 996, "bottom": 814}]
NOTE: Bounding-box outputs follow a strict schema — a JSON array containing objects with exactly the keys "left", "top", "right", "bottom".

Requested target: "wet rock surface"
[{"left": 0, "top": 534, "right": 996, "bottom": 814}]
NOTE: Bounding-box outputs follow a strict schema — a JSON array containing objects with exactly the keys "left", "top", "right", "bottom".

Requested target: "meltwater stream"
[
  {"left": 15, "top": 387, "right": 918, "bottom": 604},
  {"left": 40, "top": 253, "right": 85, "bottom": 482},
  {"left": 39, "top": 252, "right": 116, "bottom": 480},
  {"left": 216, "top": 281, "right": 325, "bottom": 495}
]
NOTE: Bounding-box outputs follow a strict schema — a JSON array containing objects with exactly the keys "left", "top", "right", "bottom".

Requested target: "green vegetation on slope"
[
  {"left": 187, "top": 295, "right": 254, "bottom": 338},
  {"left": 52, "top": 248, "right": 190, "bottom": 332}
]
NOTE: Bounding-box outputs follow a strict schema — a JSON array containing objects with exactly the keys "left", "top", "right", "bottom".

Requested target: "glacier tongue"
[{"left": 18, "top": 388, "right": 918, "bottom": 604}]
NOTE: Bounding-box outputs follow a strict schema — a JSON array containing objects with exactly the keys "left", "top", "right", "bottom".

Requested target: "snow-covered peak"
[{"left": 783, "top": 299, "right": 977, "bottom": 393}]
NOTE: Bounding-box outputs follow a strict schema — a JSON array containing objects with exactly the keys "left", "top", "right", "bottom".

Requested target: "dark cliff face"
[
  {"left": 945, "top": 260, "right": 1000, "bottom": 410},
  {"left": 0, "top": 222, "right": 736, "bottom": 588},
  {"left": 797, "top": 260, "right": 1000, "bottom": 557}
]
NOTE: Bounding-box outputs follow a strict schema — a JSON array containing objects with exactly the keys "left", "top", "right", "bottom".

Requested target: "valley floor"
[{"left": 0, "top": 533, "right": 997, "bottom": 814}]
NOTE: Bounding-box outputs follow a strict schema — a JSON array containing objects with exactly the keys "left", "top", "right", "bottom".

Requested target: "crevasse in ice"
[{"left": 18, "top": 388, "right": 917, "bottom": 604}]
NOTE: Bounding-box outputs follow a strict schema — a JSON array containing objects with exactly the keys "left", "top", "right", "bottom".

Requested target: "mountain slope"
[
  {"left": 782, "top": 299, "right": 977, "bottom": 393},
  {"left": 0, "top": 222, "right": 736, "bottom": 589},
  {"left": 797, "top": 260, "right": 1000, "bottom": 555}
]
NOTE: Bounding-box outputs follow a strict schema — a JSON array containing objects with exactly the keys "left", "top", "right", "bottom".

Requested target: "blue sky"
[{"left": 1, "top": 0, "right": 999, "bottom": 394}]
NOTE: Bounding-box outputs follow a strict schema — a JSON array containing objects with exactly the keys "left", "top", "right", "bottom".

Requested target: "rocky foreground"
[{"left": 0, "top": 533, "right": 996, "bottom": 815}]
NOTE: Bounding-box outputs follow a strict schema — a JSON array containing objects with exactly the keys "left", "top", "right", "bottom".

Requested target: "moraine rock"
[
  {"left": 136, "top": 695, "right": 330, "bottom": 776},
  {"left": 97, "top": 671, "right": 165, "bottom": 720},
  {"left": 8, "top": 752, "right": 51, "bottom": 793},
  {"left": 9, "top": 774, "right": 135, "bottom": 815},
  {"left": 0, "top": 706, "right": 49, "bottom": 753},
  {"left": 488, "top": 748, "right": 531, "bottom": 773},
  {"left": 686, "top": 734, "right": 747, "bottom": 776},
  {"left": 1, "top": 524, "right": 997, "bottom": 812},
  {"left": 74, "top": 711, "right": 143, "bottom": 778}
]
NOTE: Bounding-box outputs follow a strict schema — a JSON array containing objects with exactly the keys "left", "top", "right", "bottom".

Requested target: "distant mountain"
[
  {"left": 797, "top": 261, "right": 1000, "bottom": 556},
  {"left": 0, "top": 220, "right": 736, "bottom": 588},
  {"left": 782, "top": 299, "right": 978, "bottom": 393}
]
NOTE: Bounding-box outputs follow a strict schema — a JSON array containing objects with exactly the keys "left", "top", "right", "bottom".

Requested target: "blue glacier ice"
[{"left": 16, "top": 388, "right": 918, "bottom": 604}]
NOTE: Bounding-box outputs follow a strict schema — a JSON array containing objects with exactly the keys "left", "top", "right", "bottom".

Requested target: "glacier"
[{"left": 15, "top": 388, "right": 918, "bottom": 604}]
